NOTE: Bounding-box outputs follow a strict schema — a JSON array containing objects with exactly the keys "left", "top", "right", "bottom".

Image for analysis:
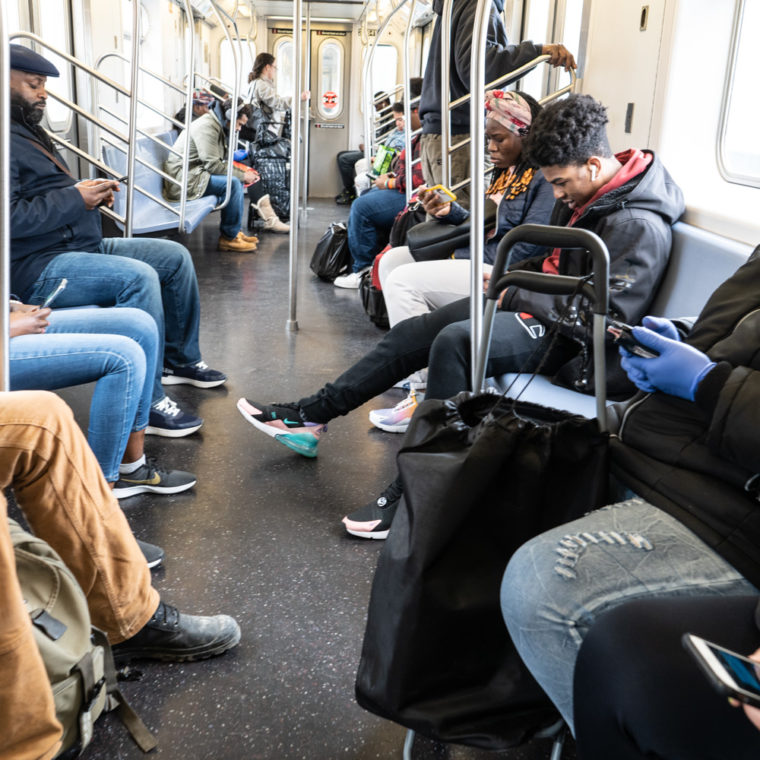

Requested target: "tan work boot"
[
  {"left": 218, "top": 234, "right": 257, "bottom": 252},
  {"left": 254, "top": 194, "right": 290, "bottom": 234},
  {"left": 237, "top": 230, "right": 259, "bottom": 244}
]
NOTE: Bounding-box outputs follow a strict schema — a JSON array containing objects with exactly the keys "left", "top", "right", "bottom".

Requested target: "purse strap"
[{"left": 21, "top": 135, "right": 74, "bottom": 178}]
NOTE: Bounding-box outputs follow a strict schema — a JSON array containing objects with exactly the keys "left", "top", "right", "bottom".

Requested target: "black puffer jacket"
[
  {"left": 501, "top": 151, "right": 685, "bottom": 396},
  {"left": 612, "top": 247, "right": 760, "bottom": 589}
]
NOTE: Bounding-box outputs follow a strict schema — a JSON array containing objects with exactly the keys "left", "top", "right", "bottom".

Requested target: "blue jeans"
[
  {"left": 26, "top": 237, "right": 202, "bottom": 404},
  {"left": 500, "top": 497, "right": 759, "bottom": 732},
  {"left": 347, "top": 187, "right": 407, "bottom": 272},
  {"left": 204, "top": 175, "right": 244, "bottom": 238},
  {"left": 10, "top": 307, "right": 158, "bottom": 482}
]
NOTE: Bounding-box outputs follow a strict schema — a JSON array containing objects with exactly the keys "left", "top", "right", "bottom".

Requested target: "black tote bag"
[
  {"left": 355, "top": 391, "right": 609, "bottom": 750},
  {"left": 310, "top": 222, "right": 351, "bottom": 281}
]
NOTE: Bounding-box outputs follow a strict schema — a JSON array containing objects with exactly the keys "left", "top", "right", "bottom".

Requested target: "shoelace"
[
  {"left": 151, "top": 602, "right": 180, "bottom": 628},
  {"left": 153, "top": 396, "right": 180, "bottom": 418},
  {"left": 194, "top": 360, "right": 209, "bottom": 370},
  {"left": 142, "top": 455, "right": 168, "bottom": 478}
]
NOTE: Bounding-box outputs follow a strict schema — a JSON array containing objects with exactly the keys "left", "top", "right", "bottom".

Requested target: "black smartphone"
[
  {"left": 684, "top": 633, "right": 760, "bottom": 708},
  {"left": 607, "top": 320, "right": 660, "bottom": 358}
]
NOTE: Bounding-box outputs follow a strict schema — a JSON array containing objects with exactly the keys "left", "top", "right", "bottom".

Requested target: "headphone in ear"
[
  {"left": 225, "top": 108, "right": 233, "bottom": 123},
  {"left": 590, "top": 166, "right": 598, "bottom": 181}
]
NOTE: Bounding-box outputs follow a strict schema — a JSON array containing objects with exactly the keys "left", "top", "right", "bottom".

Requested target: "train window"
[
  {"left": 718, "top": 0, "right": 760, "bottom": 188},
  {"left": 37, "top": 0, "right": 73, "bottom": 130},
  {"left": 274, "top": 37, "right": 294, "bottom": 100},
  {"left": 7, "top": 2, "right": 20, "bottom": 32},
  {"left": 316, "top": 39, "right": 343, "bottom": 119},
  {"left": 220, "top": 38, "right": 256, "bottom": 94},
  {"left": 371, "top": 44, "right": 398, "bottom": 98}
]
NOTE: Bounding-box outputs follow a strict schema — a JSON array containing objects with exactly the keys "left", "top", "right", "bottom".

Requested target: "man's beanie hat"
[{"left": 10, "top": 44, "right": 60, "bottom": 77}]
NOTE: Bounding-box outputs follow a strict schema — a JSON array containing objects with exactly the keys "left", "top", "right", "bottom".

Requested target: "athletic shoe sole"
[
  {"left": 236, "top": 398, "right": 319, "bottom": 458},
  {"left": 368, "top": 410, "right": 411, "bottom": 433},
  {"left": 344, "top": 525, "right": 390, "bottom": 540},
  {"left": 145, "top": 421, "right": 203, "bottom": 438},
  {"left": 161, "top": 375, "right": 227, "bottom": 389},
  {"left": 113, "top": 624, "right": 242, "bottom": 664},
  {"left": 114, "top": 478, "right": 197, "bottom": 499}
]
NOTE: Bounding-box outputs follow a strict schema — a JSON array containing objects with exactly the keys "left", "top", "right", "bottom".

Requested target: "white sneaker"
[
  {"left": 368, "top": 390, "right": 419, "bottom": 433},
  {"left": 392, "top": 369, "right": 428, "bottom": 391},
  {"left": 333, "top": 269, "right": 368, "bottom": 289}
]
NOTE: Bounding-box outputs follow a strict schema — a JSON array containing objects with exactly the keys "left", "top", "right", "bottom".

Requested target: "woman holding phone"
[{"left": 8, "top": 301, "right": 195, "bottom": 498}]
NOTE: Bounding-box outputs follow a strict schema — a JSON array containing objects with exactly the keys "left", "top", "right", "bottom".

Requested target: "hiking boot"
[
  {"left": 111, "top": 601, "right": 241, "bottom": 664},
  {"left": 218, "top": 234, "right": 257, "bottom": 252},
  {"left": 145, "top": 396, "right": 203, "bottom": 437},
  {"left": 162, "top": 360, "right": 227, "bottom": 389},
  {"left": 342, "top": 477, "right": 403, "bottom": 539},
  {"left": 368, "top": 389, "right": 418, "bottom": 433},
  {"left": 335, "top": 188, "right": 355, "bottom": 205},
  {"left": 113, "top": 458, "right": 197, "bottom": 499},
  {"left": 236, "top": 398, "right": 326, "bottom": 458},
  {"left": 137, "top": 539, "right": 165, "bottom": 570}
]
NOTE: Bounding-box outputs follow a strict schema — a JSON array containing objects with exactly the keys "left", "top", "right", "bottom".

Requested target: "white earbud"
[{"left": 590, "top": 166, "right": 598, "bottom": 181}]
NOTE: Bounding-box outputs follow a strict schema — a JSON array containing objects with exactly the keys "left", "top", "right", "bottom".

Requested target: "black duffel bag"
[
  {"left": 356, "top": 391, "right": 609, "bottom": 749},
  {"left": 310, "top": 222, "right": 351, "bottom": 281}
]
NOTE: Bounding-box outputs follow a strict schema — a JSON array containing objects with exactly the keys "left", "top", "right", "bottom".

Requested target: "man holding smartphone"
[{"left": 9, "top": 45, "right": 226, "bottom": 437}]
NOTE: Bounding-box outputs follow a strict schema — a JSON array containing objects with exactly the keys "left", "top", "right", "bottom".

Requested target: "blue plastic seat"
[{"left": 102, "top": 132, "right": 216, "bottom": 235}]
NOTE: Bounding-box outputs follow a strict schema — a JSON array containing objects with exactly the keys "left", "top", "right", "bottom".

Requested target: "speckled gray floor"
[{"left": 42, "top": 201, "right": 575, "bottom": 760}]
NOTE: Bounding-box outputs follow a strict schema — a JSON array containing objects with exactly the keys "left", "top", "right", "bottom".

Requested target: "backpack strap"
[{"left": 19, "top": 134, "right": 74, "bottom": 178}]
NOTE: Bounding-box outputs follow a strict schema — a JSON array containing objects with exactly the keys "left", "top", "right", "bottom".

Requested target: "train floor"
[{"left": 21, "top": 199, "right": 577, "bottom": 760}]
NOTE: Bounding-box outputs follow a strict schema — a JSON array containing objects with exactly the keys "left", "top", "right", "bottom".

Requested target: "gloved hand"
[
  {"left": 620, "top": 325, "right": 715, "bottom": 400},
  {"left": 233, "top": 148, "right": 249, "bottom": 161},
  {"left": 641, "top": 315, "right": 679, "bottom": 341}
]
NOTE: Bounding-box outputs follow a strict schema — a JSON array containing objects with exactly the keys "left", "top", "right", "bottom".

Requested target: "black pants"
[
  {"left": 297, "top": 297, "right": 576, "bottom": 423},
  {"left": 574, "top": 595, "right": 760, "bottom": 760},
  {"left": 337, "top": 150, "right": 363, "bottom": 191}
]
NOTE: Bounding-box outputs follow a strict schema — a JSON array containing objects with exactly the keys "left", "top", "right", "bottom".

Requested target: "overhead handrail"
[
  {"left": 287, "top": 0, "right": 304, "bottom": 331},
  {"left": 402, "top": 0, "right": 418, "bottom": 202},
  {"left": 0, "top": 4, "right": 11, "bottom": 389}
]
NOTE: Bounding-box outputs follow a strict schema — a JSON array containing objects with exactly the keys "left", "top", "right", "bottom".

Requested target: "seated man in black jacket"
[
  {"left": 9, "top": 44, "right": 225, "bottom": 438},
  {"left": 238, "top": 95, "right": 684, "bottom": 538},
  {"left": 500, "top": 248, "right": 760, "bottom": 744}
]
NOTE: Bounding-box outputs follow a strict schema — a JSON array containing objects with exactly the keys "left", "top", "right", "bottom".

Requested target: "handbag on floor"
[
  {"left": 310, "top": 222, "right": 351, "bottom": 281},
  {"left": 359, "top": 252, "right": 390, "bottom": 330}
]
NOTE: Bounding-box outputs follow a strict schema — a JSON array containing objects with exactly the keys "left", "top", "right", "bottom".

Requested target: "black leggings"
[{"left": 574, "top": 595, "right": 760, "bottom": 759}]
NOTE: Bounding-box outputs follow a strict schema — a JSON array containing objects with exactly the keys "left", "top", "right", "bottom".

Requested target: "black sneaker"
[
  {"left": 114, "top": 458, "right": 197, "bottom": 499},
  {"left": 145, "top": 396, "right": 203, "bottom": 437},
  {"left": 335, "top": 188, "right": 356, "bottom": 205},
  {"left": 111, "top": 602, "right": 241, "bottom": 664},
  {"left": 342, "top": 476, "right": 403, "bottom": 539},
  {"left": 161, "top": 360, "right": 227, "bottom": 389},
  {"left": 136, "top": 539, "right": 165, "bottom": 570}
]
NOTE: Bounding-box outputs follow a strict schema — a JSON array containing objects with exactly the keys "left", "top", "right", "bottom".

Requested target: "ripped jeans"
[{"left": 500, "top": 497, "right": 759, "bottom": 732}]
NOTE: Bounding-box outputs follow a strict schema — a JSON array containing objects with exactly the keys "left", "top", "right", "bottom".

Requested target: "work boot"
[
  {"left": 237, "top": 230, "right": 259, "bottom": 245},
  {"left": 254, "top": 194, "right": 290, "bottom": 233},
  {"left": 218, "top": 234, "right": 257, "bottom": 252}
]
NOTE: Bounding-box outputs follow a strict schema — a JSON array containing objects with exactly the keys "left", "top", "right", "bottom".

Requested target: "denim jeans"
[
  {"left": 26, "top": 237, "right": 202, "bottom": 404},
  {"left": 500, "top": 497, "right": 759, "bottom": 731},
  {"left": 10, "top": 308, "right": 158, "bottom": 482},
  {"left": 347, "top": 187, "right": 407, "bottom": 272},
  {"left": 204, "top": 175, "right": 244, "bottom": 238}
]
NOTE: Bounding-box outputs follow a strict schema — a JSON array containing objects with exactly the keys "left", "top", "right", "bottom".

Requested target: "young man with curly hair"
[{"left": 238, "top": 94, "right": 684, "bottom": 539}]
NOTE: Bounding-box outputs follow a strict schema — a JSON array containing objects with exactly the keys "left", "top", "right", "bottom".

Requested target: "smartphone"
[
  {"left": 607, "top": 320, "right": 660, "bottom": 358},
  {"left": 427, "top": 184, "right": 457, "bottom": 203},
  {"left": 41, "top": 278, "right": 68, "bottom": 308},
  {"left": 684, "top": 633, "right": 760, "bottom": 708}
]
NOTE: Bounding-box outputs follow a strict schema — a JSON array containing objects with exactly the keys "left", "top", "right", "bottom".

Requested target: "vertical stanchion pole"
[
  {"left": 178, "top": 0, "right": 196, "bottom": 233},
  {"left": 125, "top": 0, "right": 141, "bottom": 237},
  {"left": 440, "top": 0, "right": 454, "bottom": 188},
  {"left": 468, "top": 0, "right": 490, "bottom": 390},
  {"left": 300, "top": 3, "right": 311, "bottom": 222},
  {"left": 287, "top": 0, "right": 303, "bottom": 331},
  {"left": 402, "top": 0, "right": 417, "bottom": 203},
  {"left": 0, "top": 4, "right": 11, "bottom": 389}
]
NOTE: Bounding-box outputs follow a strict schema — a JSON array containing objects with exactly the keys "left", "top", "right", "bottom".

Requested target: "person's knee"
[
  {"left": 1, "top": 391, "right": 73, "bottom": 431},
  {"left": 429, "top": 321, "right": 469, "bottom": 372},
  {"left": 103, "top": 336, "right": 148, "bottom": 379},
  {"left": 500, "top": 536, "right": 556, "bottom": 628}
]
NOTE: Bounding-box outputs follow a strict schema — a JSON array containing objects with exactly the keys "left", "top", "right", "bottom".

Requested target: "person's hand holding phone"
[
  {"left": 739, "top": 648, "right": 760, "bottom": 731},
  {"left": 9, "top": 307, "right": 51, "bottom": 338},
  {"left": 75, "top": 178, "right": 120, "bottom": 209},
  {"left": 243, "top": 168, "right": 259, "bottom": 185},
  {"left": 418, "top": 186, "right": 452, "bottom": 218}
]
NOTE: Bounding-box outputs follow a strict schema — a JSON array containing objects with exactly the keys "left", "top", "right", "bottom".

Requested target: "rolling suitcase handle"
[{"left": 475, "top": 224, "right": 611, "bottom": 428}]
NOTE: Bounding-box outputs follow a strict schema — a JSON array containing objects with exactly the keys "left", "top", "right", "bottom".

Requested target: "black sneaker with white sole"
[
  {"left": 136, "top": 539, "right": 165, "bottom": 569},
  {"left": 161, "top": 360, "right": 227, "bottom": 389},
  {"left": 145, "top": 396, "right": 203, "bottom": 437},
  {"left": 342, "top": 476, "right": 403, "bottom": 540},
  {"left": 114, "top": 458, "right": 197, "bottom": 499}
]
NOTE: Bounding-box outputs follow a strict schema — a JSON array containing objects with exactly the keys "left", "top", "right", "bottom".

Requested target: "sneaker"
[
  {"left": 392, "top": 369, "right": 428, "bottom": 391},
  {"left": 368, "top": 389, "right": 418, "bottom": 433},
  {"left": 236, "top": 398, "right": 325, "bottom": 458},
  {"left": 218, "top": 234, "right": 257, "bottom": 252},
  {"left": 342, "top": 477, "right": 403, "bottom": 539},
  {"left": 162, "top": 360, "right": 227, "bottom": 389},
  {"left": 111, "top": 601, "right": 241, "bottom": 664},
  {"left": 137, "top": 539, "right": 165, "bottom": 570},
  {"left": 145, "top": 396, "right": 203, "bottom": 438},
  {"left": 113, "top": 458, "right": 197, "bottom": 499},
  {"left": 333, "top": 269, "right": 368, "bottom": 289},
  {"left": 335, "top": 188, "right": 356, "bottom": 205}
]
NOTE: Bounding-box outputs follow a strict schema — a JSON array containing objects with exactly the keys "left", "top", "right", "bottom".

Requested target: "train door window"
[
  {"left": 371, "top": 44, "right": 398, "bottom": 98},
  {"left": 35, "top": 0, "right": 73, "bottom": 130},
  {"left": 521, "top": 0, "right": 551, "bottom": 96},
  {"left": 220, "top": 38, "right": 256, "bottom": 94},
  {"left": 274, "top": 37, "right": 294, "bottom": 100},
  {"left": 719, "top": 0, "right": 760, "bottom": 188},
  {"left": 7, "top": 1, "right": 20, "bottom": 32},
  {"left": 316, "top": 39, "right": 343, "bottom": 119}
]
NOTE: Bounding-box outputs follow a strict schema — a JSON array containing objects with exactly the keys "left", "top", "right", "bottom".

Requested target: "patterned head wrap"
[
  {"left": 192, "top": 89, "right": 215, "bottom": 107},
  {"left": 484, "top": 90, "right": 532, "bottom": 136}
]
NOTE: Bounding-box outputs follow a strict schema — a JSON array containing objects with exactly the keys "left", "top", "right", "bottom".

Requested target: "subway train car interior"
[{"left": 2, "top": 0, "right": 760, "bottom": 758}]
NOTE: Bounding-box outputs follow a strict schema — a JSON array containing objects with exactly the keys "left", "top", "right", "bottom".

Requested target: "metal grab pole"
[
  {"left": 0, "top": 3, "right": 11, "bottom": 390},
  {"left": 468, "top": 0, "right": 490, "bottom": 391},
  {"left": 440, "top": 0, "right": 454, "bottom": 188},
  {"left": 301, "top": 3, "right": 311, "bottom": 221},
  {"left": 125, "top": 0, "right": 141, "bottom": 237},
  {"left": 287, "top": 0, "right": 304, "bottom": 332},
  {"left": 402, "top": 0, "right": 417, "bottom": 203},
  {"left": 178, "top": 0, "right": 196, "bottom": 232}
]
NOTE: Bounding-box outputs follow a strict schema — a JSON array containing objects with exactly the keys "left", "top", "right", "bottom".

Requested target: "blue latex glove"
[
  {"left": 233, "top": 148, "right": 248, "bottom": 161},
  {"left": 641, "top": 315, "right": 679, "bottom": 341},
  {"left": 620, "top": 326, "right": 715, "bottom": 400}
]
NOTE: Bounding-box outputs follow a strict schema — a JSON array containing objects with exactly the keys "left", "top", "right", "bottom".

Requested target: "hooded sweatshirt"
[{"left": 418, "top": 0, "right": 543, "bottom": 136}]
